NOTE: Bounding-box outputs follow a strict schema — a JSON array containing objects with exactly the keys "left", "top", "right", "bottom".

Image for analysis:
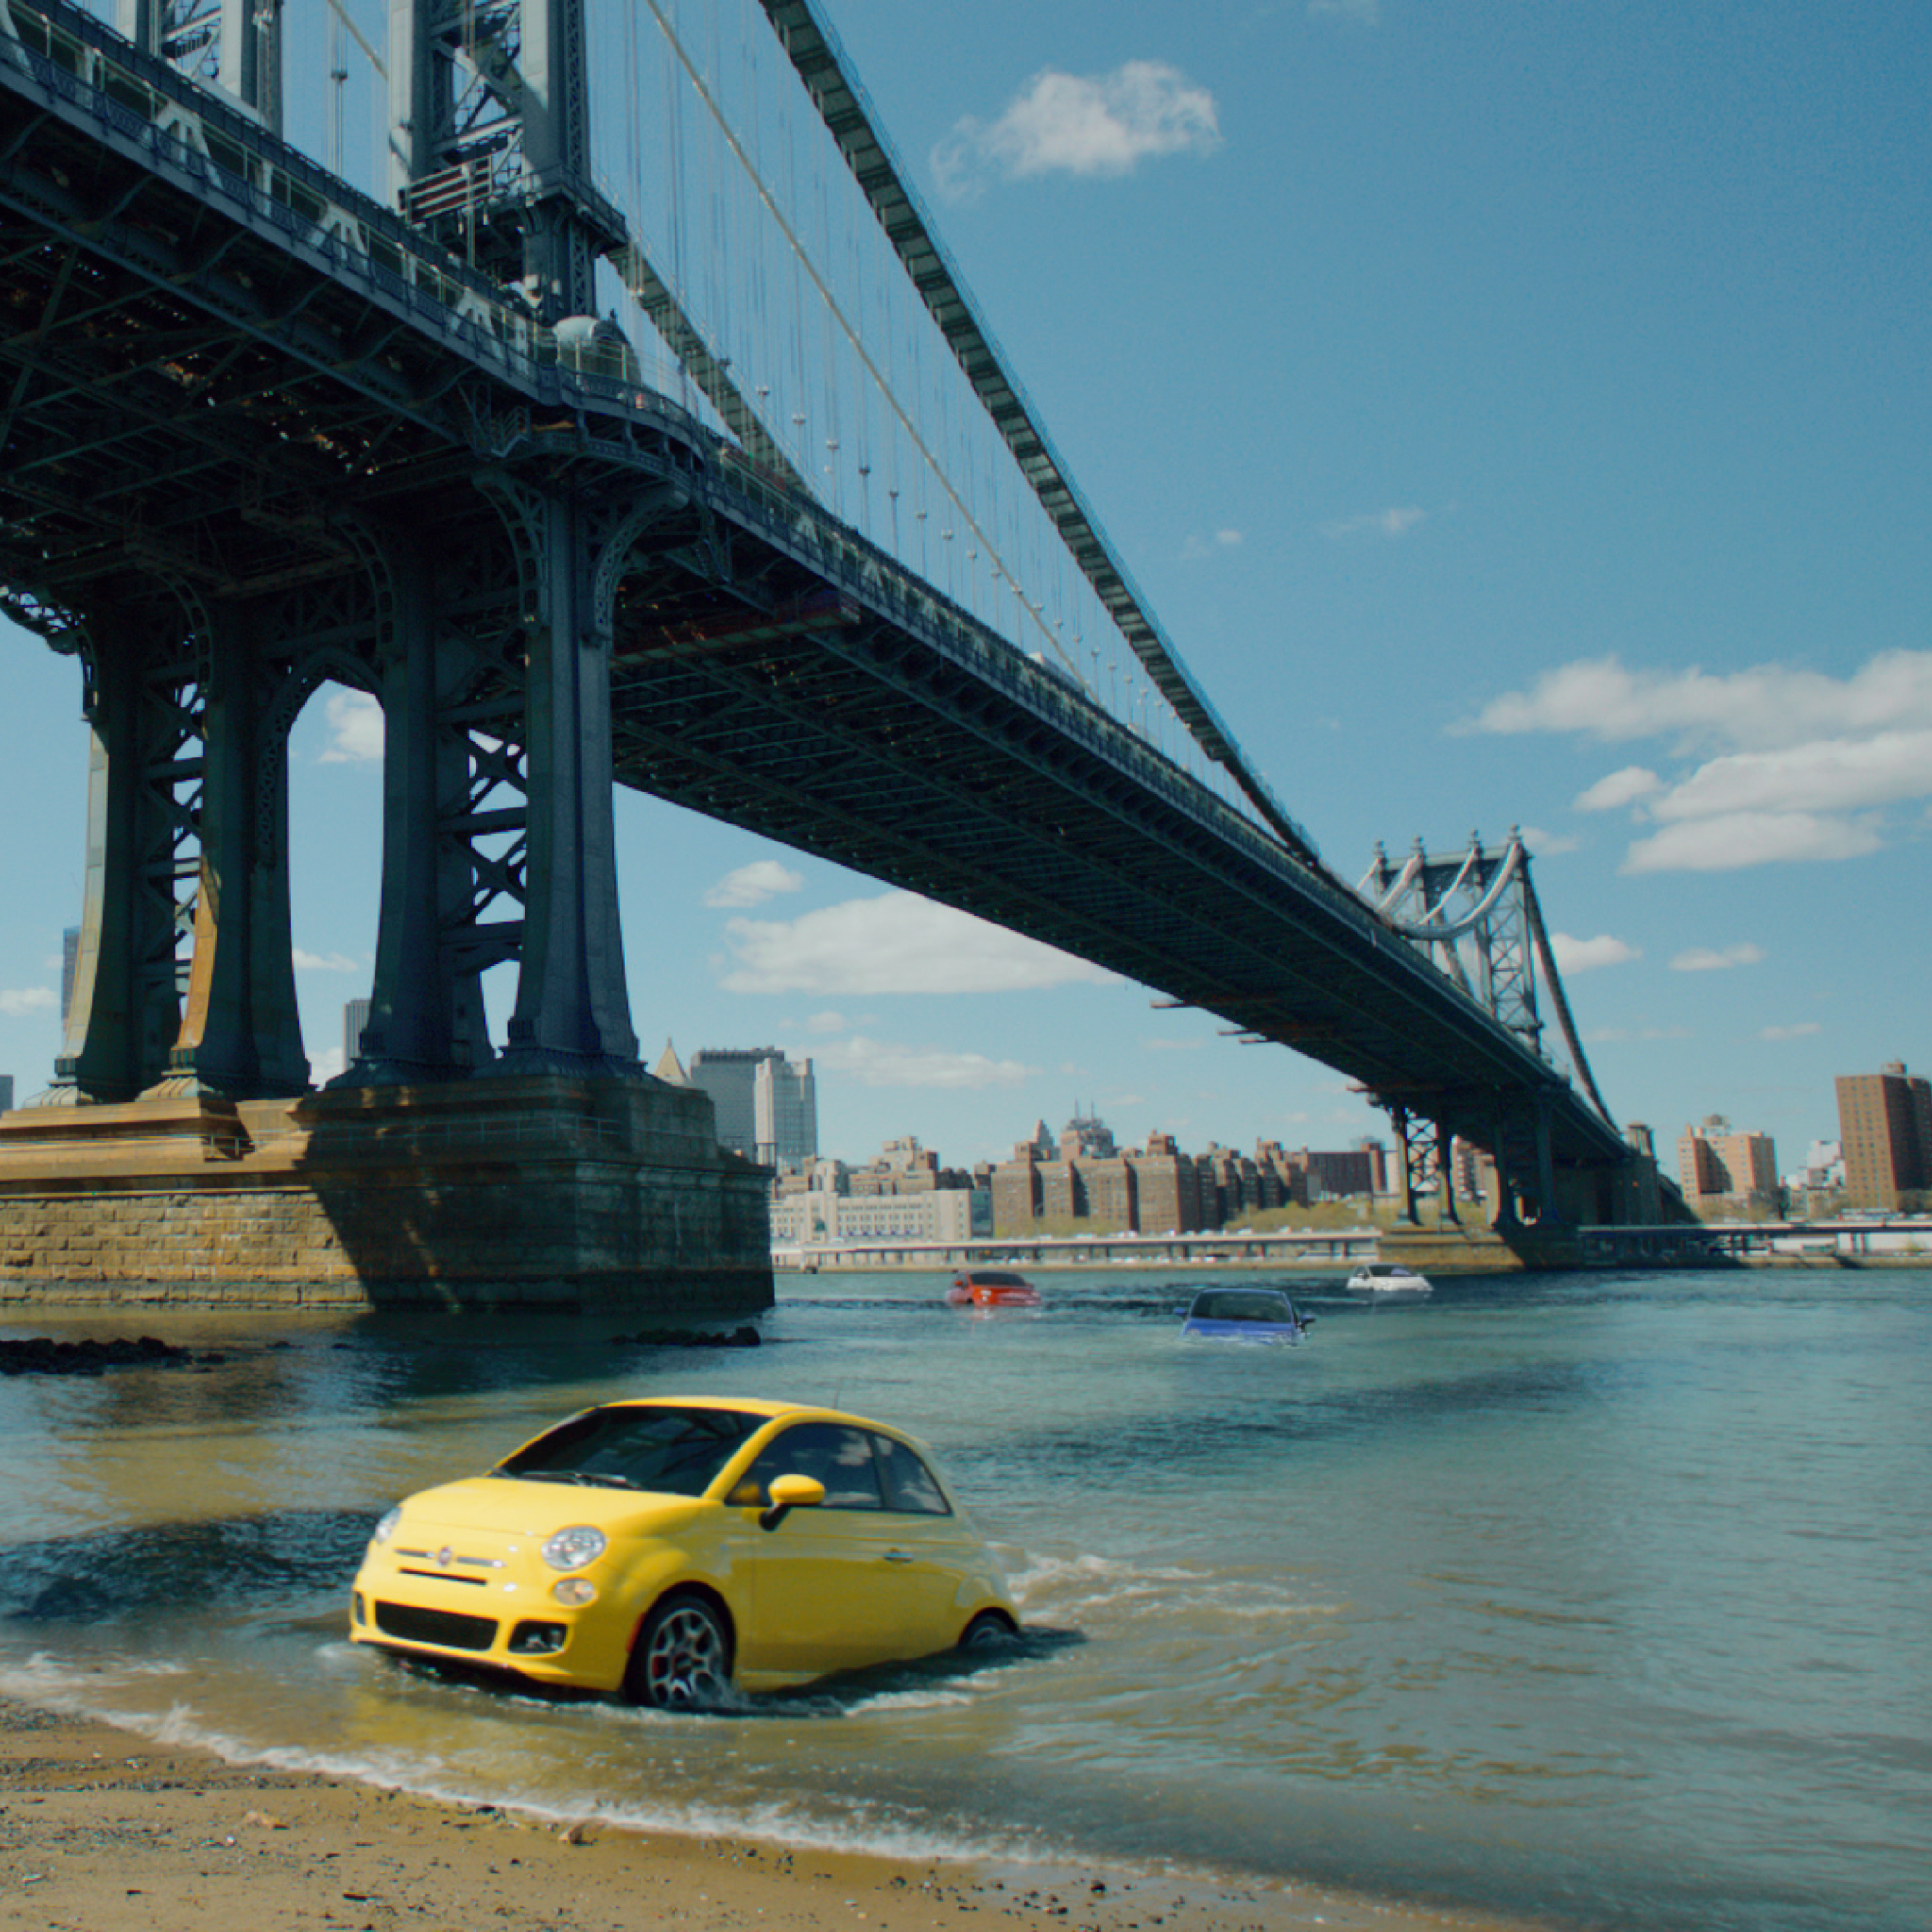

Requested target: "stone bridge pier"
[{"left": 0, "top": 476, "right": 773, "bottom": 1314}]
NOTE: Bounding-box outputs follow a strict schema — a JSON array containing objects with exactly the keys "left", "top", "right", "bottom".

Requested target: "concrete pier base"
[
  {"left": 1377, "top": 1224, "right": 1586, "bottom": 1274},
  {"left": 0, "top": 1076, "right": 773, "bottom": 1313}
]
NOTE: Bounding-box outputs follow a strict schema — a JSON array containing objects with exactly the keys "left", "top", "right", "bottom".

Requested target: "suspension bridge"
[{"left": 0, "top": 0, "right": 1674, "bottom": 1307}]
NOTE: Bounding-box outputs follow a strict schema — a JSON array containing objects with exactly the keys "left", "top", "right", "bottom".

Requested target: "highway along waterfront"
[{"left": 2, "top": 1266, "right": 1927, "bottom": 1932}]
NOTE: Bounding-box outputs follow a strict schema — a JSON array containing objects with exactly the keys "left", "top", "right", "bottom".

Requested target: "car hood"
[{"left": 393, "top": 1476, "right": 708, "bottom": 1541}]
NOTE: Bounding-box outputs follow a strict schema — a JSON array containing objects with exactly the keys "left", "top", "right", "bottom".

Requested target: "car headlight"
[
  {"left": 370, "top": 1507, "right": 401, "bottom": 1546},
  {"left": 551, "top": 1576, "right": 599, "bottom": 1607},
  {"left": 541, "top": 1525, "right": 608, "bottom": 1572}
]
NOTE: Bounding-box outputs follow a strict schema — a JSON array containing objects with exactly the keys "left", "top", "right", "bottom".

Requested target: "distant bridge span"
[{"left": 0, "top": 0, "right": 1655, "bottom": 1241}]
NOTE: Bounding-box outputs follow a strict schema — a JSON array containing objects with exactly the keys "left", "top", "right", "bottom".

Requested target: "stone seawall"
[{"left": 0, "top": 1075, "right": 774, "bottom": 1314}]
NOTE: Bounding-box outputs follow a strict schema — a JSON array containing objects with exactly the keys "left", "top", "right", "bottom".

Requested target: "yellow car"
[{"left": 347, "top": 1397, "right": 1018, "bottom": 1706}]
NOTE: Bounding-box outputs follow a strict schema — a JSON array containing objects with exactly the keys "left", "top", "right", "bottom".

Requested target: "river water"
[{"left": 2, "top": 1265, "right": 1927, "bottom": 1931}]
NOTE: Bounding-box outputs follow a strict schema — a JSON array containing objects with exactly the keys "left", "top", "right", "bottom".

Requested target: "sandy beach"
[{"left": 0, "top": 1696, "right": 1533, "bottom": 1932}]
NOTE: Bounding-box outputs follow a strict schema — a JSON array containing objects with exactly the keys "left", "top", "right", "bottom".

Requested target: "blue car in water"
[{"left": 1178, "top": 1287, "right": 1314, "bottom": 1345}]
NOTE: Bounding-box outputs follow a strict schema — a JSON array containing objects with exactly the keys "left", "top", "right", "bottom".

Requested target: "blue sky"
[{"left": 3, "top": 0, "right": 1927, "bottom": 1177}]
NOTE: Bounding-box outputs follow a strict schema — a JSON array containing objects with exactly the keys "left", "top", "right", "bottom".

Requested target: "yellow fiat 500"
[{"left": 348, "top": 1397, "right": 1018, "bottom": 1706}]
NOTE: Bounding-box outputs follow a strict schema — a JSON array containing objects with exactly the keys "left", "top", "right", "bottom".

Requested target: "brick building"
[
  {"left": 1676, "top": 1115, "right": 1778, "bottom": 1208},
  {"left": 1835, "top": 1063, "right": 1932, "bottom": 1208},
  {"left": 1126, "top": 1133, "right": 1202, "bottom": 1234}
]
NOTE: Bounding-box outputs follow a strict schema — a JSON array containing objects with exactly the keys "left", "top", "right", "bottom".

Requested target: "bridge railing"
[{"left": 0, "top": 0, "right": 695, "bottom": 420}]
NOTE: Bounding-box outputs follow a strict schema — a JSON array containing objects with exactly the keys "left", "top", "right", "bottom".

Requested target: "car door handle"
[{"left": 881, "top": 1549, "right": 917, "bottom": 1564}]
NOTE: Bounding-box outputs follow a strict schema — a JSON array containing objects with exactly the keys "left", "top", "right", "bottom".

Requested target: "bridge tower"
[
  {"left": 387, "top": 0, "right": 627, "bottom": 323},
  {"left": 7, "top": 0, "right": 769, "bottom": 1309},
  {"left": 116, "top": 0, "right": 282, "bottom": 132},
  {"left": 1360, "top": 831, "right": 1620, "bottom": 1234},
  {"left": 46, "top": 0, "right": 671, "bottom": 1103}
]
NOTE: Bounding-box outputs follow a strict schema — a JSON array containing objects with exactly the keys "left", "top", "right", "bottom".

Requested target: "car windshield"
[
  {"left": 495, "top": 1405, "right": 765, "bottom": 1496},
  {"left": 1190, "top": 1291, "right": 1294, "bottom": 1324}
]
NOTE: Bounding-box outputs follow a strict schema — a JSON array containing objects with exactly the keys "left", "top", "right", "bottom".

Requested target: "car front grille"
[{"left": 374, "top": 1601, "right": 500, "bottom": 1652}]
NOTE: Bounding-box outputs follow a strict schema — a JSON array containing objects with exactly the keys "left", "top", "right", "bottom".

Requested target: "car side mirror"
[
  {"left": 1301, "top": 1315, "right": 1317, "bottom": 1327},
  {"left": 760, "top": 1473, "right": 827, "bottom": 1532}
]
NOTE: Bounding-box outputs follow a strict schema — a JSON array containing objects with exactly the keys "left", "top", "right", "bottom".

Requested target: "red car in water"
[{"left": 945, "top": 1269, "right": 1042, "bottom": 1309}]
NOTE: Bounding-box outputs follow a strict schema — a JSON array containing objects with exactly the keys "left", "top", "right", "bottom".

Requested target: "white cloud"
[
  {"left": 935, "top": 62, "right": 1222, "bottom": 196},
  {"left": 308, "top": 1045, "right": 346, "bottom": 1085},
  {"left": 803, "top": 1010, "right": 862, "bottom": 1035},
  {"left": 721, "top": 891, "right": 1121, "bottom": 996},
  {"left": 1180, "top": 530, "right": 1245, "bottom": 561},
  {"left": 1760, "top": 1022, "right": 1823, "bottom": 1041},
  {"left": 0, "top": 986, "right": 56, "bottom": 1017},
  {"left": 293, "top": 949, "right": 361, "bottom": 974},
  {"left": 1466, "top": 650, "right": 1932, "bottom": 752},
  {"left": 1574, "top": 766, "right": 1663, "bottom": 813},
  {"left": 1320, "top": 506, "right": 1427, "bottom": 540},
  {"left": 1649, "top": 732, "right": 1932, "bottom": 821},
  {"left": 1671, "top": 943, "right": 1765, "bottom": 973},
  {"left": 704, "top": 860, "right": 805, "bottom": 909},
  {"left": 1624, "top": 812, "right": 1884, "bottom": 874},
  {"left": 1470, "top": 651, "right": 1932, "bottom": 872},
  {"left": 317, "top": 690, "right": 383, "bottom": 764},
  {"left": 1516, "top": 824, "right": 1581, "bottom": 855},
  {"left": 1548, "top": 932, "right": 1641, "bottom": 974},
  {"left": 810, "top": 1034, "right": 1036, "bottom": 1091}
]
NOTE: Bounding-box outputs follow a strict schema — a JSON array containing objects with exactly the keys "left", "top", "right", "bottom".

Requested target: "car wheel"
[
  {"left": 626, "top": 1591, "right": 734, "bottom": 1708},
  {"left": 958, "top": 1609, "right": 1016, "bottom": 1651}
]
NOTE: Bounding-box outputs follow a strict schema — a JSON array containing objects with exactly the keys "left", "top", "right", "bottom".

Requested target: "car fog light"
[
  {"left": 352, "top": 1591, "right": 367, "bottom": 1625},
  {"left": 508, "top": 1621, "right": 568, "bottom": 1656},
  {"left": 541, "top": 1525, "right": 607, "bottom": 1572},
  {"left": 551, "top": 1576, "right": 598, "bottom": 1607}
]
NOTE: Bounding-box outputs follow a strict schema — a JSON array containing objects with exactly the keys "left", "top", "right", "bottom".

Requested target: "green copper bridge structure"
[{"left": 0, "top": 0, "right": 1670, "bottom": 1292}]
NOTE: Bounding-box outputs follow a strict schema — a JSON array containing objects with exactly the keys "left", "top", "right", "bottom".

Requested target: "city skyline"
[{"left": 2, "top": 0, "right": 1926, "bottom": 1171}]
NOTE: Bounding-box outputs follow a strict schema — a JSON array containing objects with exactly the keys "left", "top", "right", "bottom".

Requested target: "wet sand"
[{"left": 0, "top": 1697, "right": 1535, "bottom": 1932}]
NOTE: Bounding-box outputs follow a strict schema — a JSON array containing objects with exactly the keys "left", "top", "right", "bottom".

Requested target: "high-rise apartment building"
[
  {"left": 1282, "top": 1143, "right": 1385, "bottom": 1201},
  {"left": 687, "top": 1047, "right": 817, "bottom": 1169},
  {"left": 343, "top": 998, "right": 372, "bottom": 1071},
  {"left": 61, "top": 926, "right": 79, "bottom": 1030},
  {"left": 1128, "top": 1134, "right": 1202, "bottom": 1235},
  {"left": 1835, "top": 1063, "right": 1932, "bottom": 1208},
  {"left": 1676, "top": 1116, "right": 1778, "bottom": 1204}
]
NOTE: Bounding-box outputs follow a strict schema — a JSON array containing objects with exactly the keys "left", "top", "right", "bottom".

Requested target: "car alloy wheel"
[{"left": 629, "top": 1591, "right": 733, "bottom": 1708}]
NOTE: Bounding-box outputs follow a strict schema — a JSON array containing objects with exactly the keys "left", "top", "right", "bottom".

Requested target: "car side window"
[
  {"left": 741, "top": 1423, "right": 884, "bottom": 1510},
  {"left": 873, "top": 1433, "right": 951, "bottom": 1515}
]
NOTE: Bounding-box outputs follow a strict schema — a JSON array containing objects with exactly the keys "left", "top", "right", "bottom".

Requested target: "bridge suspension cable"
[
  {"left": 750, "top": 0, "right": 1321, "bottom": 866},
  {"left": 1523, "top": 874, "right": 1618, "bottom": 1132},
  {"left": 632, "top": 0, "right": 1074, "bottom": 676}
]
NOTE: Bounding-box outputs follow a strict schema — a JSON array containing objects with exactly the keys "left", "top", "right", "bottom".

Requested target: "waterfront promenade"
[
  {"left": 774, "top": 1215, "right": 1932, "bottom": 1273},
  {"left": 774, "top": 1229, "right": 1380, "bottom": 1272}
]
